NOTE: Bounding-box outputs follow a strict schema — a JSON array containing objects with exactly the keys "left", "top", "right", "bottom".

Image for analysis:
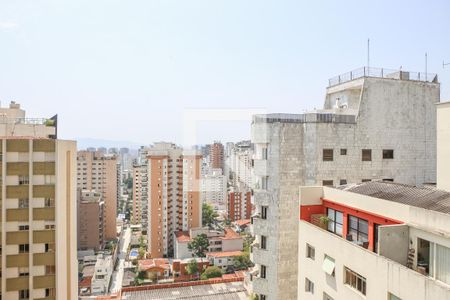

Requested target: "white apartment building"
[
  {"left": 296, "top": 183, "right": 450, "bottom": 300},
  {"left": 201, "top": 168, "right": 227, "bottom": 212},
  {"left": 225, "top": 141, "right": 252, "bottom": 189},
  {"left": 250, "top": 67, "right": 439, "bottom": 299},
  {"left": 0, "top": 102, "right": 77, "bottom": 299},
  {"left": 90, "top": 254, "right": 113, "bottom": 295}
]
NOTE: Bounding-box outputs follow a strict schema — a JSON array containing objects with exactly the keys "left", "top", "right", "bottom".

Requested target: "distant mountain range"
[{"left": 74, "top": 138, "right": 144, "bottom": 150}]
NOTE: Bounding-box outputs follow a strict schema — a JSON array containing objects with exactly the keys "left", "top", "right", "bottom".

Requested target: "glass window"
[
  {"left": 327, "top": 208, "right": 343, "bottom": 236},
  {"left": 306, "top": 244, "right": 315, "bottom": 260},
  {"left": 344, "top": 267, "right": 366, "bottom": 295},
  {"left": 383, "top": 149, "right": 394, "bottom": 159},
  {"left": 362, "top": 149, "right": 372, "bottom": 161},
  {"left": 323, "top": 149, "right": 334, "bottom": 161},
  {"left": 260, "top": 265, "right": 266, "bottom": 279},
  {"left": 305, "top": 278, "right": 314, "bottom": 293},
  {"left": 323, "top": 292, "right": 334, "bottom": 300},
  {"left": 348, "top": 215, "right": 369, "bottom": 247},
  {"left": 261, "top": 206, "right": 268, "bottom": 220},
  {"left": 261, "top": 236, "right": 267, "bottom": 250},
  {"left": 340, "top": 149, "right": 347, "bottom": 155},
  {"left": 322, "top": 180, "right": 334, "bottom": 187},
  {"left": 388, "top": 293, "right": 401, "bottom": 300}
]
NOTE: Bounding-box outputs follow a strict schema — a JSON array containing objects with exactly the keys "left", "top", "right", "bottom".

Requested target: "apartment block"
[
  {"left": 0, "top": 102, "right": 77, "bottom": 299},
  {"left": 227, "top": 188, "right": 252, "bottom": 222},
  {"left": 250, "top": 67, "right": 439, "bottom": 299},
  {"left": 208, "top": 142, "right": 224, "bottom": 170},
  {"left": 297, "top": 183, "right": 450, "bottom": 300},
  {"left": 437, "top": 101, "right": 450, "bottom": 191},
  {"left": 146, "top": 143, "right": 202, "bottom": 258},
  {"left": 225, "top": 140, "right": 253, "bottom": 189},
  {"left": 200, "top": 168, "right": 227, "bottom": 212},
  {"left": 131, "top": 146, "right": 150, "bottom": 231},
  {"left": 77, "top": 150, "right": 118, "bottom": 240},
  {"left": 77, "top": 190, "right": 104, "bottom": 251}
]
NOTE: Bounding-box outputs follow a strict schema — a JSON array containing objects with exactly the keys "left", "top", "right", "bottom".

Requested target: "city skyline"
[{"left": 1, "top": 0, "right": 449, "bottom": 145}]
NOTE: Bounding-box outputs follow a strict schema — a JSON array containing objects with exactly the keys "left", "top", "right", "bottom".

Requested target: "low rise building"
[
  {"left": 138, "top": 259, "right": 171, "bottom": 281},
  {"left": 206, "top": 251, "right": 243, "bottom": 272},
  {"left": 172, "top": 257, "right": 210, "bottom": 281},
  {"left": 296, "top": 183, "right": 450, "bottom": 300},
  {"left": 174, "top": 227, "right": 244, "bottom": 259},
  {"left": 91, "top": 254, "right": 114, "bottom": 295}
]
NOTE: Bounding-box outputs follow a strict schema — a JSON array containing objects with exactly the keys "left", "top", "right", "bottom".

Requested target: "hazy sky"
[{"left": 0, "top": 0, "right": 449, "bottom": 147}]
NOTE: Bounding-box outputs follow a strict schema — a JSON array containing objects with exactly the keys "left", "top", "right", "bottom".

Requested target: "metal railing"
[
  {"left": 328, "top": 66, "right": 438, "bottom": 87},
  {"left": 253, "top": 112, "right": 357, "bottom": 124},
  {"left": 0, "top": 117, "right": 53, "bottom": 125}
]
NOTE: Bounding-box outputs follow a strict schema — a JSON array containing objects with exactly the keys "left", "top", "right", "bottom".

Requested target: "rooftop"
[
  {"left": 328, "top": 66, "right": 438, "bottom": 87},
  {"left": 121, "top": 281, "right": 247, "bottom": 300},
  {"left": 340, "top": 181, "right": 450, "bottom": 214},
  {"left": 207, "top": 251, "right": 243, "bottom": 258}
]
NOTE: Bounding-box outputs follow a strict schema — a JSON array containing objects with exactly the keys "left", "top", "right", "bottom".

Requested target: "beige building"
[
  {"left": 77, "top": 150, "right": 118, "bottom": 240},
  {"left": 437, "top": 101, "right": 450, "bottom": 191},
  {"left": 297, "top": 183, "right": 450, "bottom": 300},
  {"left": 208, "top": 142, "right": 224, "bottom": 170},
  {"left": 77, "top": 190, "right": 104, "bottom": 251},
  {"left": 0, "top": 102, "right": 77, "bottom": 300},
  {"left": 145, "top": 143, "right": 202, "bottom": 258}
]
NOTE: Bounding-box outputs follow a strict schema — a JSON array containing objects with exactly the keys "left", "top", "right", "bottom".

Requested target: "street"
[{"left": 110, "top": 226, "right": 131, "bottom": 293}]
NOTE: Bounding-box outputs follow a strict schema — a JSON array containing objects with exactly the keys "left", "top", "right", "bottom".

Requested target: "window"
[
  {"left": 362, "top": 149, "right": 372, "bottom": 161},
  {"left": 45, "top": 265, "right": 55, "bottom": 275},
  {"left": 305, "top": 278, "right": 314, "bottom": 293},
  {"left": 261, "top": 236, "right": 267, "bottom": 250},
  {"left": 327, "top": 208, "right": 343, "bottom": 236},
  {"left": 323, "top": 292, "right": 334, "bottom": 300},
  {"left": 261, "top": 177, "right": 268, "bottom": 190},
  {"left": 18, "top": 198, "right": 29, "bottom": 208},
  {"left": 45, "top": 198, "right": 55, "bottom": 207},
  {"left": 262, "top": 147, "right": 268, "bottom": 160},
  {"left": 19, "top": 244, "right": 29, "bottom": 253},
  {"left": 383, "top": 149, "right": 394, "bottom": 159},
  {"left": 45, "top": 243, "right": 55, "bottom": 253},
  {"left": 339, "top": 179, "right": 347, "bottom": 185},
  {"left": 322, "top": 180, "right": 333, "bottom": 186},
  {"left": 259, "top": 295, "right": 267, "bottom": 300},
  {"left": 362, "top": 179, "right": 371, "bottom": 182},
  {"left": 260, "top": 265, "right": 266, "bottom": 279},
  {"left": 19, "top": 289, "right": 29, "bottom": 299},
  {"left": 383, "top": 178, "right": 394, "bottom": 182},
  {"left": 261, "top": 206, "right": 268, "bottom": 220},
  {"left": 323, "top": 149, "right": 334, "bottom": 161},
  {"left": 322, "top": 255, "right": 335, "bottom": 277},
  {"left": 306, "top": 244, "right": 315, "bottom": 260},
  {"left": 45, "top": 224, "right": 55, "bottom": 230},
  {"left": 344, "top": 267, "right": 366, "bottom": 295},
  {"left": 19, "top": 267, "right": 29, "bottom": 276},
  {"left": 46, "top": 288, "right": 56, "bottom": 297},
  {"left": 348, "top": 215, "right": 369, "bottom": 247},
  {"left": 19, "top": 176, "right": 29, "bottom": 185},
  {"left": 19, "top": 225, "right": 29, "bottom": 231},
  {"left": 388, "top": 292, "right": 401, "bottom": 300},
  {"left": 340, "top": 149, "right": 347, "bottom": 155}
]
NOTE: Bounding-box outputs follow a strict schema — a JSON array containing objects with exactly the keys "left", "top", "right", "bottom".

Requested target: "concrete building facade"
[
  {"left": 208, "top": 142, "right": 224, "bottom": 170},
  {"left": 146, "top": 143, "right": 202, "bottom": 258},
  {"left": 437, "top": 101, "right": 450, "bottom": 191},
  {"left": 77, "top": 150, "right": 118, "bottom": 240},
  {"left": 297, "top": 184, "right": 450, "bottom": 300},
  {"left": 0, "top": 102, "right": 77, "bottom": 300},
  {"left": 250, "top": 67, "right": 439, "bottom": 299},
  {"left": 77, "top": 190, "right": 104, "bottom": 251},
  {"left": 200, "top": 168, "right": 227, "bottom": 212}
]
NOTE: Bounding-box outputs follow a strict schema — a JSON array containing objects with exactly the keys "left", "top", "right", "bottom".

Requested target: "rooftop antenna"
[
  {"left": 367, "top": 38, "right": 370, "bottom": 70},
  {"left": 444, "top": 60, "right": 450, "bottom": 68},
  {"left": 425, "top": 52, "right": 428, "bottom": 81}
]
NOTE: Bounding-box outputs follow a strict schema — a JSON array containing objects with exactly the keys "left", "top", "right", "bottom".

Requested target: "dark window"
[
  {"left": 362, "top": 179, "right": 371, "bottom": 182},
  {"left": 19, "top": 289, "right": 30, "bottom": 299},
  {"left": 383, "top": 149, "right": 394, "bottom": 159},
  {"left": 362, "top": 149, "right": 372, "bottom": 161},
  {"left": 348, "top": 215, "right": 369, "bottom": 247},
  {"left": 19, "top": 244, "right": 29, "bottom": 253},
  {"left": 383, "top": 178, "right": 394, "bottom": 182},
  {"left": 19, "top": 225, "right": 29, "bottom": 231},
  {"left": 322, "top": 180, "right": 334, "bottom": 187},
  {"left": 327, "top": 208, "right": 343, "bottom": 236},
  {"left": 260, "top": 265, "right": 267, "bottom": 278},
  {"left": 339, "top": 179, "right": 347, "bottom": 185},
  {"left": 306, "top": 244, "right": 315, "bottom": 260},
  {"left": 261, "top": 206, "right": 268, "bottom": 219},
  {"left": 261, "top": 236, "right": 267, "bottom": 250},
  {"left": 305, "top": 278, "right": 314, "bottom": 293},
  {"left": 323, "top": 149, "right": 334, "bottom": 161},
  {"left": 260, "top": 295, "right": 267, "bottom": 300},
  {"left": 340, "top": 149, "right": 347, "bottom": 155}
]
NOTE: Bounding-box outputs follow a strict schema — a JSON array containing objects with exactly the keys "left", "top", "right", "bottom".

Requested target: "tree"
[
  {"left": 202, "top": 203, "right": 219, "bottom": 227},
  {"left": 138, "top": 247, "right": 146, "bottom": 259},
  {"left": 188, "top": 234, "right": 209, "bottom": 257},
  {"left": 200, "top": 266, "right": 222, "bottom": 280},
  {"left": 233, "top": 253, "right": 254, "bottom": 271},
  {"left": 186, "top": 259, "right": 199, "bottom": 275}
]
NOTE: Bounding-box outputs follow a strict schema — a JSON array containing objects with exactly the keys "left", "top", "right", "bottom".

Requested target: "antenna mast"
[{"left": 367, "top": 39, "right": 370, "bottom": 71}]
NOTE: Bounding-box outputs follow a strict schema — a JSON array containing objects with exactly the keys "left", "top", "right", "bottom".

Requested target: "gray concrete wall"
[{"left": 379, "top": 224, "right": 410, "bottom": 265}]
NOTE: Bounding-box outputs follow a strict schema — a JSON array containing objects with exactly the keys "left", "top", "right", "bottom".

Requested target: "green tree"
[
  {"left": 200, "top": 266, "right": 223, "bottom": 280},
  {"left": 186, "top": 259, "right": 199, "bottom": 275},
  {"left": 188, "top": 234, "right": 209, "bottom": 257},
  {"left": 233, "top": 252, "right": 254, "bottom": 270},
  {"left": 138, "top": 247, "right": 146, "bottom": 259},
  {"left": 202, "top": 203, "right": 219, "bottom": 227}
]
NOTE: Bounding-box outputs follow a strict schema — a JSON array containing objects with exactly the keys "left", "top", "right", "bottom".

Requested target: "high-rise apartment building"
[
  {"left": 200, "top": 168, "right": 227, "bottom": 212},
  {"left": 131, "top": 146, "right": 150, "bottom": 230},
  {"left": 208, "top": 142, "right": 224, "bottom": 170},
  {"left": 227, "top": 188, "right": 252, "bottom": 222},
  {"left": 77, "top": 190, "right": 104, "bottom": 251},
  {"left": 77, "top": 150, "right": 118, "bottom": 240},
  {"left": 0, "top": 102, "right": 77, "bottom": 299},
  {"left": 250, "top": 67, "right": 439, "bottom": 299},
  {"left": 225, "top": 141, "right": 253, "bottom": 189},
  {"left": 144, "top": 143, "right": 202, "bottom": 258}
]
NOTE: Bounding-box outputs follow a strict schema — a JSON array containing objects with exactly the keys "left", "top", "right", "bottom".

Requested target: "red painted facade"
[{"left": 300, "top": 198, "right": 402, "bottom": 252}]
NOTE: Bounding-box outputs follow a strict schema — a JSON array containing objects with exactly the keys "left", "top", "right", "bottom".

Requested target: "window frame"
[
  {"left": 362, "top": 149, "right": 372, "bottom": 161},
  {"left": 261, "top": 235, "right": 267, "bottom": 250},
  {"left": 323, "top": 149, "right": 334, "bottom": 161},
  {"left": 305, "top": 277, "right": 314, "bottom": 294},
  {"left": 344, "top": 267, "right": 366, "bottom": 295},
  {"left": 348, "top": 215, "right": 369, "bottom": 246},
  {"left": 382, "top": 149, "right": 394, "bottom": 159},
  {"left": 306, "top": 244, "right": 315, "bottom": 260},
  {"left": 327, "top": 208, "right": 343, "bottom": 236},
  {"left": 261, "top": 206, "right": 268, "bottom": 220},
  {"left": 260, "top": 265, "right": 267, "bottom": 279},
  {"left": 340, "top": 149, "right": 347, "bottom": 155}
]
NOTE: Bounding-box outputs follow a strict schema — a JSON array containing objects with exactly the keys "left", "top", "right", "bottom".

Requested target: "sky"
[{"left": 0, "top": 0, "right": 449, "bottom": 148}]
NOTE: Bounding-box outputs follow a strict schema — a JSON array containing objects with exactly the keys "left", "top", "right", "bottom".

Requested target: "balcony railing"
[{"left": 328, "top": 66, "right": 438, "bottom": 87}]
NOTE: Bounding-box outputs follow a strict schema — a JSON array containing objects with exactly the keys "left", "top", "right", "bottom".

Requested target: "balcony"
[
  {"left": 6, "top": 276, "right": 29, "bottom": 291},
  {"left": 251, "top": 248, "right": 270, "bottom": 266},
  {"left": 252, "top": 218, "right": 269, "bottom": 236}
]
